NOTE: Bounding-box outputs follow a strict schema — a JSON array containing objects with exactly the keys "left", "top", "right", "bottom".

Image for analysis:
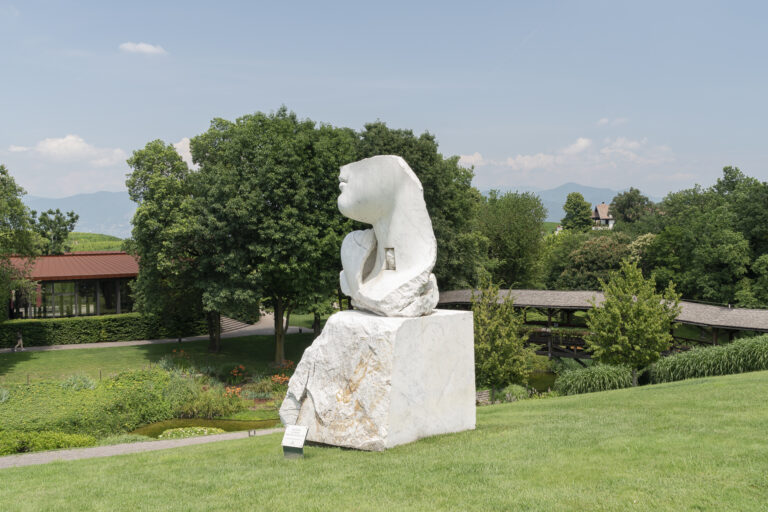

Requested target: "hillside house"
[
  {"left": 8, "top": 251, "right": 138, "bottom": 319},
  {"left": 592, "top": 202, "right": 614, "bottom": 229}
]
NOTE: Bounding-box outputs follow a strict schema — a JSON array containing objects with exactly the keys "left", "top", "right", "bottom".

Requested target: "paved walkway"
[
  {"left": 0, "top": 427, "right": 284, "bottom": 469},
  {"left": 0, "top": 313, "right": 308, "bottom": 354}
]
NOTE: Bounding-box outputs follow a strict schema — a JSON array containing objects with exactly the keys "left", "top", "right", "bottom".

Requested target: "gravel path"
[
  {"left": 0, "top": 313, "right": 308, "bottom": 354},
  {"left": 0, "top": 427, "right": 284, "bottom": 469}
]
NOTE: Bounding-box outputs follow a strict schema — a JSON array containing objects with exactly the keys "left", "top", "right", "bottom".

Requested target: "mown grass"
[
  {"left": 0, "top": 334, "right": 314, "bottom": 384},
  {"left": 66, "top": 232, "right": 124, "bottom": 252},
  {"left": 1, "top": 371, "right": 767, "bottom": 511}
]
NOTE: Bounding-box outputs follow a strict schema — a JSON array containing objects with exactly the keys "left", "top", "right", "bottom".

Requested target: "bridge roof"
[{"left": 438, "top": 289, "right": 768, "bottom": 333}]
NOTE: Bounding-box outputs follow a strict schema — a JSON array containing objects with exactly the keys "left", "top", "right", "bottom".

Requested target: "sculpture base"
[{"left": 279, "top": 309, "right": 476, "bottom": 451}]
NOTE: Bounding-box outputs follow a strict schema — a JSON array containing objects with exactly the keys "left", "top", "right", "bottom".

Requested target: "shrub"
[
  {"left": 60, "top": 374, "right": 96, "bottom": 391},
  {"left": 648, "top": 335, "right": 768, "bottom": 383},
  {"left": 171, "top": 382, "right": 245, "bottom": 419},
  {"left": 472, "top": 278, "right": 535, "bottom": 389},
  {"left": 0, "top": 431, "right": 96, "bottom": 455},
  {"left": 554, "top": 364, "right": 632, "bottom": 395},
  {"left": 502, "top": 384, "right": 529, "bottom": 402},
  {"left": 0, "top": 369, "right": 175, "bottom": 437},
  {"left": 0, "top": 313, "right": 206, "bottom": 348},
  {"left": 158, "top": 427, "right": 226, "bottom": 439}
]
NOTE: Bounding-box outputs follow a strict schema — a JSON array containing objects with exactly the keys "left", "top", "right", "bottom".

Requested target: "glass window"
[
  {"left": 99, "top": 280, "right": 117, "bottom": 315},
  {"left": 77, "top": 281, "right": 97, "bottom": 316},
  {"left": 39, "top": 282, "right": 54, "bottom": 318},
  {"left": 51, "top": 281, "right": 76, "bottom": 317},
  {"left": 119, "top": 279, "right": 134, "bottom": 313}
]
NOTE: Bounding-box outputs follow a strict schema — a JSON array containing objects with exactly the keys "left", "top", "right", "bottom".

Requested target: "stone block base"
[{"left": 279, "top": 309, "right": 475, "bottom": 451}]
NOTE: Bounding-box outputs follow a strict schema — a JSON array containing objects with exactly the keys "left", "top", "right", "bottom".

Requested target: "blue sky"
[{"left": 1, "top": 1, "right": 767, "bottom": 198}]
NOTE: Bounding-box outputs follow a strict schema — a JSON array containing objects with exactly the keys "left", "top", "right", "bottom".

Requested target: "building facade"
[{"left": 8, "top": 252, "right": 138, "bottom": 319}]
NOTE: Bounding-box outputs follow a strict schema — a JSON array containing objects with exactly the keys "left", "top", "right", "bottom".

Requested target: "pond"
[
  {"left": 132, "top": 418, "right": 280, "bottom": 438},
  {"left": 528, "top": 372, "right": 557, "bottom": 392}
]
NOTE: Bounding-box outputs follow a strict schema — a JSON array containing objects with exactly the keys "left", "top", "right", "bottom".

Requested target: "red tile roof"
[{"left": 10, "top": 251, "right": 138, "bottom": 281}]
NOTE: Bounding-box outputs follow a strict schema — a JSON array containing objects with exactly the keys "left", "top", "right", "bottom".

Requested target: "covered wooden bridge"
[{"left": 438, "top": 289, "right": 768, "bottom": 361}]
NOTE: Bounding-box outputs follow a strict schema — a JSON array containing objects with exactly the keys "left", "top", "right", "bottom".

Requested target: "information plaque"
[{"left": 282, "top": 424, "right": 309, "bottom": 459}]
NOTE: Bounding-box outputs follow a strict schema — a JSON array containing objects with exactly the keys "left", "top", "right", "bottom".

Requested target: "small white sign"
[{"left": 282, "top": 425, "right": 309, "bottom": 449}]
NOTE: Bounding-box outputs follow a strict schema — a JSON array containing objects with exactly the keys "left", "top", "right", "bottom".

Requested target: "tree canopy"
[
  {"left": 561, "top": 192, "right": 593, "bottom": 232},
  {"left": 585, "top": 259, "right": 681, "bottom": 385},
  {"left": 189, "top": 108, "right": 358, "bottom": 362},
  {"left": 0, "top": 165, "right": 40, "bottom": 322},
  {"left": 33, "top": 209, "right": 79, "bottom": 255},
  {"left": 125, "top": 141, "right": 211, "bottom": 347},
  {"left": 357, "top": 122, "right": 488, "bottom": 290},
  {"left": 478, "top": 190, "right": 546, "bottom": 288},
  {"left": 610, "top": 187, "right": 653, "bottom": 224}
]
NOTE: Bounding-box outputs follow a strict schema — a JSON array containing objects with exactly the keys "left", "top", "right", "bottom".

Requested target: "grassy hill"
[
  {"left": 67, "top": 232, "right": 124, "bottom": 252},
  {"left": 1, "top": 370, "right": 765, "bottom": 510},
  {"left": 543, "top": 221, "right": 559, "bottom": 234}
]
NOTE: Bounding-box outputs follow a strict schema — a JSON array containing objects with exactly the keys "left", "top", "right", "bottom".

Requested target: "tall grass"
[
  {"left": 553, "top": 364, "right": 632, "bottom": 395},
  {"left": 648, "top": 335, "right": 768, "bottom": 383}
]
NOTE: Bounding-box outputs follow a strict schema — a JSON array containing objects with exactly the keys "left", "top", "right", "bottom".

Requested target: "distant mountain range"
[
  {"left": 22, "top": 183, "right": 663, "bottom": 237},
  {"left": 23, "top": 192, "right": 136, "bottom": 238}
]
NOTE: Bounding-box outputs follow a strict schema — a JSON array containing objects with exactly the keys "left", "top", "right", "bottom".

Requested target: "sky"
[{"left": 1, "top": 0, "right": 767, "bottom": 198}]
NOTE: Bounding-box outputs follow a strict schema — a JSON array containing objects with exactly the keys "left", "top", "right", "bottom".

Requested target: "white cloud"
[
  {"left": 464, "top": 135, "right": 676, "bottom": 193},
  {"left": 561, "top": 137, "right": 592, "bottom": 155},
  {"left": 173, "top": 137, "right": 197, "bottom": 168},
  {"left": 597, "top": 117, "right": 629, "bottom": 127},
  {"left": 504, "top": 152, "right": 557, "bottom": 171},
  {"left": 8, "top": 135, "right": 127, "bottom": 167},
  {"left": 458, "top": 152, "right": 486, "bottom": 167},
  {"left": 119, "top": 42, "right": 167, "bottom": 55}
]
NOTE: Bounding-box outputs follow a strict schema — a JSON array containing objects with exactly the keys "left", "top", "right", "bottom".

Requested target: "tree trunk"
[
  {"left": 632, "top": 368, "right": 638, "bottom": 387},
  {"left": 207, "top": 311, "right": 221, "bottom": 353},
  {"left": 273, "top": 297, "right": 285, "bottom": 364},
  {"left": 313, "top": 312, "right": 321, "bottom": 338}
]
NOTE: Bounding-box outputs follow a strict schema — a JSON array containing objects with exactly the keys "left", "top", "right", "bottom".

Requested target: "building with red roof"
[{"left": 8, "top": 251, "right": 139, "bottom": 319}]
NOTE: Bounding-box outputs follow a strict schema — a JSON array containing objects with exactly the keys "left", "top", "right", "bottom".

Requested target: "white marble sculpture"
[
  {"left": 280, "top": 155, "right": 475, "bottom": 451},
  {"left": 338, "top": 155, "right": 439, "bottom": 317}
]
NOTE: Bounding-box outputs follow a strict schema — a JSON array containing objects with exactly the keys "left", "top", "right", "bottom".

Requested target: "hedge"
[
  {"left": 647, "top": 335, "right": 768, "bottom": 384},
  {"left": 554, "top": 364, "right": 633, "bottom": 395},
  {"left": 0, "top": 313, "right": 206, "bottom": 348},
  {"left": 0, "top": 431, "right": 97, "bottom": 455}
]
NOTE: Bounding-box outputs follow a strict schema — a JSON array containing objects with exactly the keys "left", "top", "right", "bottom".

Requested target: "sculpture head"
[
  {"left": 338, "top": 155, "right": 422, "bottom": 224},
  {"left": 337, "top": 155, "right": 439, "bottom": 317}
]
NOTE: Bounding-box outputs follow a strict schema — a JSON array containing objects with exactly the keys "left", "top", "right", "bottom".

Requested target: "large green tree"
[
  {"left": 125, "top": 141, "right": 214, "bottom": 349},
  {"left": 585, "top": 259, "right": 681, "bottom": 386},
  {"left": 561, "top": 192, "right": 593, "bottom": 232},
  {"left": 557, "top": 232, "right": 632, "bottom": 290},
  {"left": 645, "top": 184, "right": 751, "bottom": 304},
  {"left": 478, "top": 190, "right": 546, "bottom": 287},
  {"left": 357, "top": 122, "right": 489, "bottom": 289},
  {"left": 33, "top": 208, "right": 79, "bottom": 255},
  {"left": 0, "top": 165, "right": 40, "bottom": 321},
  {"left": 610, "top": 187, "right": 653, "bottom": 224},
  {"left": 190, "top": 108, "right": 358, "bottom": 363}
]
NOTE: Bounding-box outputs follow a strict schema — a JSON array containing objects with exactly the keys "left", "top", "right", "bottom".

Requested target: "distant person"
[{"left": 13, "top": 331, "right": 23, "bottom": 352}]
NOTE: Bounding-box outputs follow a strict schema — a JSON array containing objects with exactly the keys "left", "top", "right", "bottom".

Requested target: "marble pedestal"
[{"left": 279, "top": 309, "right": 475, "bottom": 451}]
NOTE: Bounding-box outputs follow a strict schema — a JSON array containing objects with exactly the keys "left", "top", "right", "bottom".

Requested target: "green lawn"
[
  {"left": 1, "top": 371, "right": 766, "bottom": 510},
  {"left": 0, "top": 334, "right": 314, "bottom": 384}
]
